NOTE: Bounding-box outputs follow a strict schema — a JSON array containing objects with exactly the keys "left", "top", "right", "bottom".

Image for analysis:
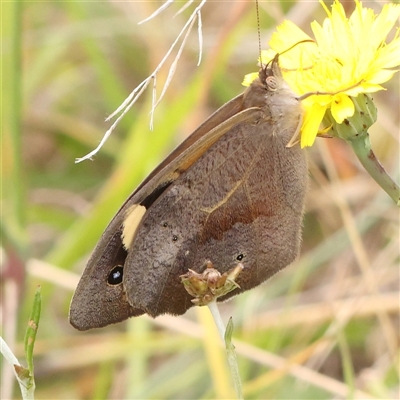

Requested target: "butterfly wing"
[
  {"left": 69, "top": 95, "right": 262, "bottom": 330},
  {"left": 70, "top": 61, "right": 308, "bottom": 329},
  {"left": 124, "top": 112, "right": 307, "bottom": 317}
]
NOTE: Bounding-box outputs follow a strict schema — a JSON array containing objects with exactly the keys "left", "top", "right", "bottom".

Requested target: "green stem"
[
  {"left": 207, "top": 301, "right": 226, "bottom": 342},
  {"left": 224, "top": 318, "right": 243, "bottom": 400},
  {"left": 349, "top": 133, "right": 400, "bottom": 206},
  {"left": 2, "top": 0, "right": 27, "bottom": 253},
  {"left": 337, "top": 329, "right": 356, "bottom": 400},
  {"left": 208, "top": 302, "right": 243, "bottom": 400},
  {"left": 24, "top": 286, "right": 41, "bottom": 377},
  {"left": 0, "top": 338, "right": 33, "bottom": 400},
  {"left": 10, "top": 1, "right": 23, "bottom": 216}
]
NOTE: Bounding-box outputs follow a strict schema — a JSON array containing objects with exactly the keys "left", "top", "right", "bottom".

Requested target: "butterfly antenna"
[{"left": 255, "top": 0, "right": 263, "bottom": 68}]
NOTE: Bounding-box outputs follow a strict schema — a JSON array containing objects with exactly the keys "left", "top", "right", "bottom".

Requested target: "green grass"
[{"left": 1, "top": 1, "right": 399, "bottom": 399}]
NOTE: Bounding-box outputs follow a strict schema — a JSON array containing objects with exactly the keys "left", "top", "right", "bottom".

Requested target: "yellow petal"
[
  {"left": 300, "top": 103, "right": 326, "bottom": 147},
  {"left": 331, "top": 94, "right": 355, "bottom": 123},
  {"left": 359, "top": 82, "right": 385, "bottom": 93},
  {"left": 242, "top": 73, "right": 258, "bottom": 87},
  {"left": 367, "top": 69, "right": 398, "bottom": 85},
  {"left": 375, "top": 38, "right": 400, "bottom": 69},
  {"left": 269, "top": 20, "right": 313, "bottom": 53},
  {"left": 260, "top": 49, "right": 276, "bottom": 66},
  {"left": 369, "top": 4, "right": 400, "bottom": 48}
]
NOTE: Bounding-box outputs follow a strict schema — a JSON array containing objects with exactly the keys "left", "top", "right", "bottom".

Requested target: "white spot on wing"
[{"left": 122, "top": 204, "right": 146, "bottom": 250}]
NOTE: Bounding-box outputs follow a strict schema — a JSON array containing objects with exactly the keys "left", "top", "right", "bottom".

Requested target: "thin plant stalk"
[
  {"left": 208, "top": 301, "right": 243, "bottom": 400},
  {"left": 0, "top": 286, "right": 41, "bottom": 400},
  {"left": 3, "top": 0, "right": 27, "bottom": 252}
]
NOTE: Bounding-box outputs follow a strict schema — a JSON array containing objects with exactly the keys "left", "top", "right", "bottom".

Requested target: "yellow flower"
[{"left": 243, "top": 0, "right": 400, "bottom": 147}]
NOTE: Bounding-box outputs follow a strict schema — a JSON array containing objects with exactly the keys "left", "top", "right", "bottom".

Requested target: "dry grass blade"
[
  {"left": 75, "top": 78, "right": 150, "bottom": 163},
  {"left": 196, "top": 10, "right": 203, "bottom": 66},
  {"left": 76, "top": 0, "right": 207, "bottom": 162},
  {"left": 138, "top": 0, "right": 174, "bottom": 25},
  {"left": 150, "top": 13, "right": 198, "bottom": 126},
  {"left": 176, "top": 0, "right": 195, "bottom": 16}
]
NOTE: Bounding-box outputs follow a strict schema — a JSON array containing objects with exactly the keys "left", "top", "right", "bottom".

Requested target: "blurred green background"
[{"left": 2, "top": 1, "right": 399, "bottom": 399}]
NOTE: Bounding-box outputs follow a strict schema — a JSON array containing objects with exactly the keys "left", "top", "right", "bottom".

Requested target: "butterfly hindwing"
[{"left": 124, "top": 113, "right": 307, "bottom": 316}]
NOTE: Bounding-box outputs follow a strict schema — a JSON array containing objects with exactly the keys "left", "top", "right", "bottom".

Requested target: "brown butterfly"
[{"left": 69, "top": 54, "right": 308, "bottom": 330}]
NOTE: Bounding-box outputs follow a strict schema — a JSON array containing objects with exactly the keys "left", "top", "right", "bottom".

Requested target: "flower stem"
[
  {"left": 207, "top": 301, "right": 226, "bottom": 342},
  {"left": 207, "top": 302, "right": 243, "bottom": 400},
  {"left": 349, "top": 133, "right": 400, "bottom": 206}
]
